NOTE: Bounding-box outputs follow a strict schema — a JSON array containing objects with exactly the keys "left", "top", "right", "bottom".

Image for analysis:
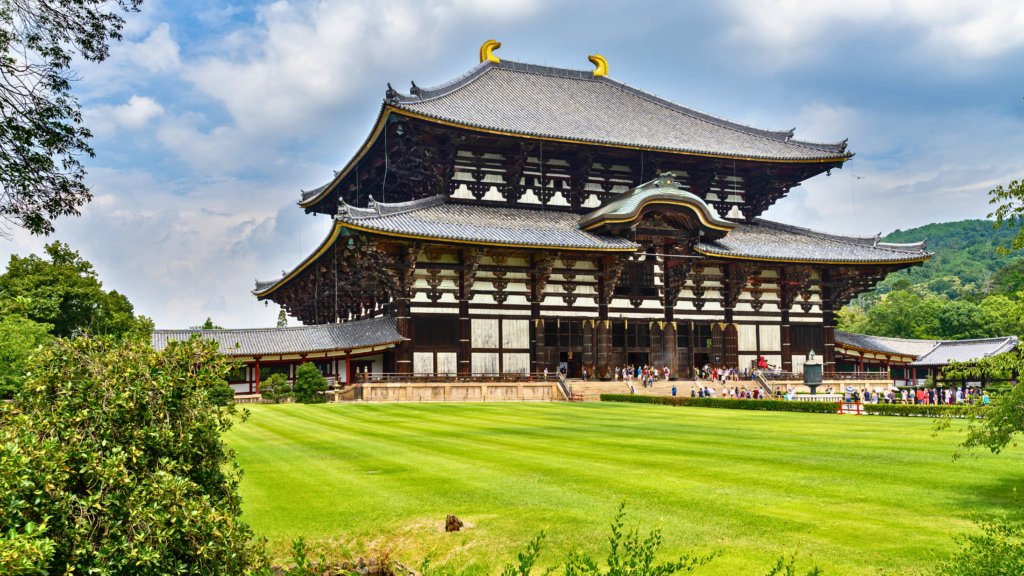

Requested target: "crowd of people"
[
  {"left": 848, "top": 385, "right": 990, "bottom": 405},
  {"left": 612, "top": 364, "right": 671, "bottom": 387}
]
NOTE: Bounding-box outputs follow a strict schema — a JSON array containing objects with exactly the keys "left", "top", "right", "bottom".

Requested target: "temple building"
[{"left": 252, "top": 41, "right": 931, "bottom": 382}]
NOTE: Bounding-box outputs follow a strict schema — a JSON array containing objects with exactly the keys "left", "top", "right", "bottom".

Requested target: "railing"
[
  {"left": 556, "top": 372, "right": 573, "bottom": 401},
  {"left": 351, "top": 372, "right": 557, "bottom": 384},
  {"left": 752, "top": 370, "right": 776, "bottom": 396},
  {"left": 756, "top": 370, "right": 803, "bottom": 381},
  {"left": 829, "top": 371, "right": 892, "bottom": 381}
]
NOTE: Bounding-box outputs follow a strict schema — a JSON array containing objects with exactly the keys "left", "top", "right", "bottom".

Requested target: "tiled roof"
[
  {"left": 152, "top": 316, "right": 405, "bottom": 357},
  {"left": 834, "top": 331, "right": 939, "bottom": 358},
  {"left": 910, "top": 336, "right": 1018, "bottom": 367},
  {"left": 579, "top": 173, "right": 735, "bottom": 238},
  {"left": 337, "top": 195, "right": 639, "bottom": 251},
  {"left": 697, "top": 220, "right": 931, "bottom": 264},
  {"left": 389, "top": 60, "right": 851, "bottom": 162}
]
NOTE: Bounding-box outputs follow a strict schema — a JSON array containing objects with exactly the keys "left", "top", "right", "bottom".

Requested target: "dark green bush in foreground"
[
  {"left": 600, "top": 394, "right": 839, "bottom": 414},
  {"left": 261, "top": 373, "right": 292, "bottom": 403},
  {"left": 0, "top": 336, "right": 266, "bottom": 575}
]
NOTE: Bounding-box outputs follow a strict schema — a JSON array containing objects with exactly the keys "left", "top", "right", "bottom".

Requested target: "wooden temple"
[{"left": 254, "top": 41, "right": 931, "bottom": 379}]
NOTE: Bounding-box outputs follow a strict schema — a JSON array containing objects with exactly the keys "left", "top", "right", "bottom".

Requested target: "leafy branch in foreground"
[
  {"left": 937, "top": 517, "right": 1024, "bottom": 576},
  {"left": 989, "top": 178, "right": 1024, "bottom": 254},
  {"left": 939, "top": 350, "right": 1023, "bottom": 456},
  {"left": 0, "top": 0, "right": 142, "bottom": 236}
]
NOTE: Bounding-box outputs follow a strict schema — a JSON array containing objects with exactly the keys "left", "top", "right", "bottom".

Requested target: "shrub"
[
  {"left": 863, "top": 403, "right": 968, "bottom": 418},
  {"left": 600, "top": 395, "right": 839, "bottom": 414},
  {"left": 0, "top": 336, "right": 267, "bottom": 575},
  {"left": 261, "top": 373, "right": 292, "bottom": 403},
  {"left": 938, "top": 517, "right": 1024, "bottom": 576},
  {"left": 293, "top": 363, "right": 327, "bottom": 404}
]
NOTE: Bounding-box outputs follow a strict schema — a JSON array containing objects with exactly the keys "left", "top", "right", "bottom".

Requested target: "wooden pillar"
[
  {"left": 344, "top": 350, "right": 352, "bottom": 386},
  {"left": 595, "top": 320, "right": 611, "bottom": 378},
  {"left": 458, "top": 300, "right": 471, "bottom": 376},
  {"left": 663, "top": 322, "right": 678, "bottom": 376},
  {"left": 780, "top": 309, "right": 792, "bottom": 372},
  {"left": 822, "top": 303, "right": 836, "bottom": 376},
  {"left": 254, "top": 358, "right": 262, "bottom": 395},
  {"left": 650, "top": 321, "right": 663, "bottom": 369}
]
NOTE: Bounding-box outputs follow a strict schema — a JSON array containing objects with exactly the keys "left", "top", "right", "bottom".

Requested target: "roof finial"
[
  {"left": 588, "top": 53, "right": 608, "bottom": 77},
  {"left": 480, "top": 39, "right": 501, "bottom": 64}
]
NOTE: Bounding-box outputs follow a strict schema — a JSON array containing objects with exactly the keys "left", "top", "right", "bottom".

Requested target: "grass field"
[{"left": 226, "top": 403, "right": 1024, "bottom": 575}]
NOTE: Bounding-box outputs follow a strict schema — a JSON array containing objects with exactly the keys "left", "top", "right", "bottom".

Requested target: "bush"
[
  {"left": 293, "top": 363, "right": 327, "bottom": 404},
  {"left": 938, "top": 517, "right": 1024, "bottom": 576},
  {"left": 0, "top": 336, "right": 267, "bottom": 575},
  {"left": 864, "top": 403, "right": 968, "bottom": 417},
  {"left": 600, "top": 394, "right": 839, "bottom": 414},
  {"left": 261, "top": 373, "right": 292, "bottom": 403}
]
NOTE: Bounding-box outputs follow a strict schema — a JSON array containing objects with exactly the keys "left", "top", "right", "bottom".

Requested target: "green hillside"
[
  {"left": 874, "top": 219, "right": 1023, "bottom": 297},
  {"left": 839, "top": 219, "right": 1024, "bottom": 339}
]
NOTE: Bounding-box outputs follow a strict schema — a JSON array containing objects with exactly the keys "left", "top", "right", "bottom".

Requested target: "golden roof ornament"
[
  {"left": 588, "top": 53, "right": 608, "bottom": 77},
  {"left": 479, "top": 39, "right": 501, "bottom": 64}
]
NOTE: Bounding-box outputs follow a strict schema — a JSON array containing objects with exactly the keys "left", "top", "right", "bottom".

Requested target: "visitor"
[
  {"left": 690, "top": 386, "right": 696, "bottom": 397},
  {"left": 582, "top": 367, "right": 588, "bottom": 382},
  {"left": 672, "top": 385, "right": 677, "bottom": 397},
  {"left": 982, "top": 391, "right": 990, "bottom": 405}
]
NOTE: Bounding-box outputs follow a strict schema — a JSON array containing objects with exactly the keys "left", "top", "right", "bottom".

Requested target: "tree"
[
  {"left": 939, "top": 517, "right": 1024, "bottom": 576},
  {"left": 192, "top": 317, "right": 224, "bottom": 330},
  {"left": 276, "top": 309, "right": 288, "bottom": 328},
  {"left": 989, "top": 179, "right": 1024, "bottom": 254},
  {"left": 0, "top": 241, "right": 151, "bottom": 339},
  {"left": 293, "top": 362, "right": 327, "bottom": 404},
  {"left": 0, "top": 335, "right": 267, "bottom": 574},
  {"left": 0, "top": 314, "right": 52, "bottom": 399},
  {"left": 0, "top": 0, "right": 142, "bottom": 237},
  {"left": 260, "top": 373, "right": 291, "bottom": 403}
]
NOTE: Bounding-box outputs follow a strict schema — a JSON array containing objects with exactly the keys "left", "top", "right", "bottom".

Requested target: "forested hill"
[
  {"left": 875, "top": 219, "right": 1023, "bottom": 296},
  {"left": 839, "top": 219, "right": 1024, "bottom": 340}
]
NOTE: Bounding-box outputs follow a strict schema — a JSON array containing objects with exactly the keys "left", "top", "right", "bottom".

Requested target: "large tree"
[
  {"left": 0, "top": 0, "right": 141, "bottom": 237},
  {"left": 0, "top": 241, "right": 151, "bottom": 338}
]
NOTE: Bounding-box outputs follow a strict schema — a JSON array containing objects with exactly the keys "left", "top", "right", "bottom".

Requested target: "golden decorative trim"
[
  {"left": 588, "top": 53, "right": 608, "bottom": 77},
  {"left": 693, "top": 247, "right": 931, "bottom": 266},
  {"left": 254, "top": 222, "right": 345, "bottom": 297},
  {"left": 338, "top": 220, "right": 638, "bottom": 253},
  {"left": 480, "top": 39, "right": 501, "bottom": 63}
]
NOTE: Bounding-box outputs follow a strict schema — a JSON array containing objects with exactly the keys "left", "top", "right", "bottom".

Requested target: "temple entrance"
[
  {"left": 693, "top": 352, "right": 711, "bottom": 372},
  {"left": 559, "top": 352, "right": 581, "bottom": 378},
  {"left": 627, "top": 352, "right": 649, "bottom": 367}
]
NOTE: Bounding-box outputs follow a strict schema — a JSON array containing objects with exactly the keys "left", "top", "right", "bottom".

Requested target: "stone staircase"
[{"left": 569, "top": 379, "right": 698, "bottom": 401}]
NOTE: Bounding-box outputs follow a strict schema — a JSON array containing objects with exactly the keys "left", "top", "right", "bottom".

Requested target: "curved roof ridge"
[
  {"left": 338, "top": 194, "right": 445, "bottom": 219},
  {"left": 755, "top": 219, "right": 927, "bottom": 253},
  {"left": 834, "top": 330, "right": 936, "bottom": 344},
  {"left": 390, "top": 59, "right": 849, "bottom": 152},
  {"left": 154, "top": 316, "right": 397, "bottom": 335}
]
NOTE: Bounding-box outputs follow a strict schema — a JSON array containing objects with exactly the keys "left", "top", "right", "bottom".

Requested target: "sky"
[{"left": 2, "top": 0, "right": 1024, "bottom": 328}]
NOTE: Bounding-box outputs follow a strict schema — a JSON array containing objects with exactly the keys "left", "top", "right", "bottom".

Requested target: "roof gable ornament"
[
  {"left": 480, "top": 39, "right": 501, "bottom": 63},
  {"left": 588, "top": 53, "right": 608, "bottom": 77}
]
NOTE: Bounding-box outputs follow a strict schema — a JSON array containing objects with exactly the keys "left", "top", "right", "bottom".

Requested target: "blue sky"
[{"left": 2, "top": 0, "right": 1023, "bottom": 328}]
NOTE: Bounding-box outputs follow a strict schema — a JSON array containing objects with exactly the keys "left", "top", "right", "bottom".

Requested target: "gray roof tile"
[
  {"left": 834, "top": 331, "right": 940, "bottom": 358},
  {"left": 390, "top": 60, "right": 851, "bottom": 162},
  {"left": 152, "top": 316, "right": 405, "bottom": 357},
  {"left": 910, "top": 336, "right": 1018, "bottom": 367},
  {"left": 697, "top": 220, "right": 930, "bottom": 264},
  {"left": 338, "top": 196, "right": 638, "bottom": 251}
]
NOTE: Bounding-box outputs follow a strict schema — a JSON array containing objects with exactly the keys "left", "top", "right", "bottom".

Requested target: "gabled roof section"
[
  {"left": 388, "top": 59, "right": 852, "bottom": 162},
  {"left": 834, "top": 331, "right": 940, "bottom": 358},
  {"left": 696, "top": 220, "right": 932, "bottom": 265},
  {"left": 152, "top": 316, "right": 405, "bottom": 357},
  {"left": 336, "top": 195, "right": 638, "bottom": 252},
  {"left": 579, "top": 173, "right": 736, "bottom": 238},
  {"left": 910, "top": 336, "right": 1019, "bottom": 367}
]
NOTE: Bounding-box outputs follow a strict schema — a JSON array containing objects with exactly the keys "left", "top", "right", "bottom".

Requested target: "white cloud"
[
  {"left": 722, "top": 0, "right": 1024, "bottom": 69},
  {"left": 87, "top": 95, "right": 165, "bottom": 137},
  {"left": 125, "top": 23, "right": 181, "bottom": 73}
]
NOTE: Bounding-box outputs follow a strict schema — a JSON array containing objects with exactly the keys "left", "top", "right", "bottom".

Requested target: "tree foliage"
[
  {"left": 0, "top": 335, "right": 267, "bottom": 574},
  {"left": 276, "top": 310, "right": 287, "bottom": 328},
  {"left": 192, "top": 317, "right": 224, "bottom": 330},
  {"left": 988, "top": 178, "right": 1024, "bottom": 254},
  {"left": 0, "top": 314, "right": 51, "bottom": 399},
  {"left": 0, "top": 0, "right": 142, "bottom": 236},
  {"left": 0, "top": 241, "right": 151, "bottom": 339},
  {"left": 938, "top": 517, "right": 1024, "bottom": 576},
  {"left": 941, "top": 350, "right": 1024, "bottom": 455},
  {"left": 293, "top": 363, "right": 327, "bottom": 404},
  {"left": 260, "top": 373, "right": 291, "bottom": 404}
]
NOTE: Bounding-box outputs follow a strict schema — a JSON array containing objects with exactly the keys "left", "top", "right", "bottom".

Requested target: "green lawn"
[{"left": 226, "top": 402, "right": 1024, "bottom": 575}]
